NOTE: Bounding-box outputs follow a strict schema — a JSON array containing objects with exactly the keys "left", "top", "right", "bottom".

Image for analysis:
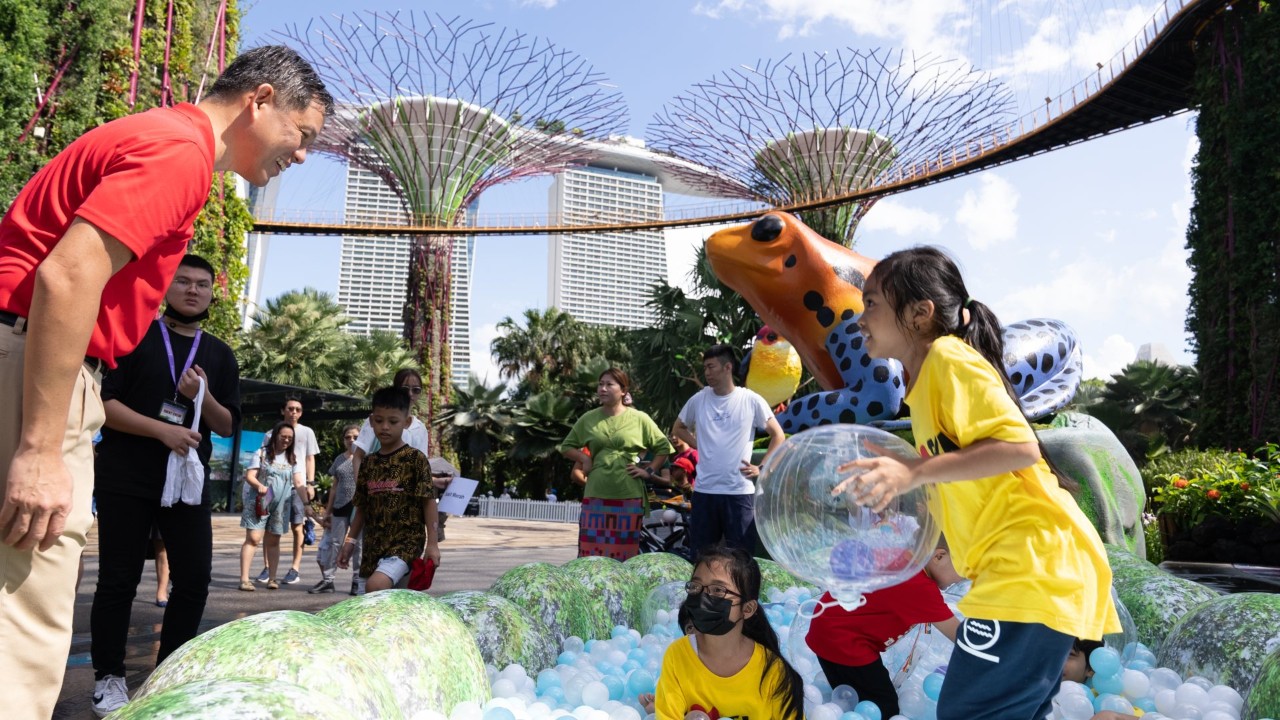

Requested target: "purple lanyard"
[{"left": 158, "top": 321, "right": 203, "bottom": 398}]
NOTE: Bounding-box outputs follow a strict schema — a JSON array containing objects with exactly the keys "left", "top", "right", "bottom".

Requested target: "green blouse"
[{"left": 560, "top": 407, "right": 675, "bottom": 499}]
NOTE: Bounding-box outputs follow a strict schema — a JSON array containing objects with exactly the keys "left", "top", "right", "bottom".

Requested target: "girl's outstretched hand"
[{"left": 833, "top": 444, "right": 922, "bottom": 512}]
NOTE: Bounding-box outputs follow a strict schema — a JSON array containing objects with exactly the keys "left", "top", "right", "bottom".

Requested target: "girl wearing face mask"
[{"left": 655, "top": 544, "right": 805, "bottom": 719}]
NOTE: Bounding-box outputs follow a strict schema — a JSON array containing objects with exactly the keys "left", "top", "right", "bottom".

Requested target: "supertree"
[
  {"left": 276, "top": 11, "right": 628, "bottom": 447},
  {"left": 646, "top": 49, "right": 1017, "bottom": 246}
]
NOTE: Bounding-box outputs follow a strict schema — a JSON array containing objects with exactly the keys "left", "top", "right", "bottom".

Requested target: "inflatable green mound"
[
  {"left": 319, "top": 590, "right": 490, "bottom": 717},
  {"left": 439, "top": 590, "right": 559, "bottom": 671},
  {"left": 490, "top": 562, "right": 603, "bottom": 645},
  {"left": 138, "top": 610, "right": 400, "bottom": 719},
  {"left": 560, "top": 556, "right": 637, "bottom": 634},
  {"left": 111, "top": 678, "right": 355, "bottom": 719},
  {"left": 1106, "top": 546, "right": 1218, "bottom": 651},
  {"left": 1157, "top": 592, "right": 1280, "bottom": 711}
]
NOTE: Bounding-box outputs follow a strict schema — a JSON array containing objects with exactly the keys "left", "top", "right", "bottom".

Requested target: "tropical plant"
[
  {"left": 630, "top": 245, "right": 765, "bottom": 426},
  {"left": 1150, "top": 443, "right": 1280, "bottom": 526},
  {"left": 339, "top": 330, "right": 420, "bottom": 396},
  {"left": 1090, "top": 361, "right": 1199, "bottom": 463},
  {"left": 435, "top": 375, "right": 514, "bottom": 488},
  {"left": 237, "top": 288, "right": 353, "bottom": 389},
  {"left": 491, "top": 307, "right": 599, "bottom": 394},
  {"left": 507, "top": 390, "right": 580, "bottom": 500}
]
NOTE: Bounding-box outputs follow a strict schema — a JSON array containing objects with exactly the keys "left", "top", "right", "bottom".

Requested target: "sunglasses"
[{"left": 402, "top": 386, "right": 423, "bottom": 395}]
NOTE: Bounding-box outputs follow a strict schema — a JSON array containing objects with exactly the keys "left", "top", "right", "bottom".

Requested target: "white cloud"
[
  {"left": 468, "top": 322, "right": 505, "bottom": 388},
  {"left": 955, "top": 173, "right": 1019, "bottom": 250},
  {"left": 860, "top": 198, "right": 944, "bottom": 237},
  {"left": 692, "top": 0, "right": 971, "bottom": 58},
  {"left": 519, "top": 0, "right": 559, "bottom": 7},
  {"left": 1083, "top": 334, "right": 1137, "bottom": 380}
]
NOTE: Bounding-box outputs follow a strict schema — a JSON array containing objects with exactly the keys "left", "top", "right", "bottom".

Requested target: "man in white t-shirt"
[
  {"left": 674, "top": 344, "right": 785, "bottom": 555},
  {"left": 256, "top": 396, "right": 319, "bottom": 585}
]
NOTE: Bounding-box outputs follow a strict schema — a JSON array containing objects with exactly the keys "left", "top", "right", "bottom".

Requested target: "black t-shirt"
[{"left": 95, "top": 320, "right": 241, "bottom": 500}]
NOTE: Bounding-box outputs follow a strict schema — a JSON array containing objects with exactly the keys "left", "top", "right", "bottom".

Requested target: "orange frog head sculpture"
[{"left": 706, "top": 212, "right": 876, "bottom": 391}]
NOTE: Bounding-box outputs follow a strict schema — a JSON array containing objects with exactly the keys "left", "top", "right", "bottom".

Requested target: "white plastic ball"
[
  {"left": 1121, "top": 668, "right": 1151, "bottom": 699},
  {"left": 1175, "top": 683, "right": 1210, "bottom": 710},
  {"left": 1207, "top": 685, "right": 1244, "bottom": 711},
  {"left": 581, "top": 681, "right": 610, "bottom": 710}
]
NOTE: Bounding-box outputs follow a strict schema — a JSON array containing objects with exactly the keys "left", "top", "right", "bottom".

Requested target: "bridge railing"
[{"left": 254, "top": 0, "right": 1198, "bottom": 234}]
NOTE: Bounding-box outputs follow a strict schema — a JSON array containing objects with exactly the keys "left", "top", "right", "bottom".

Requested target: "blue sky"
[{"left": 243, "top": 0, "right": 1196, "bottom": 384}]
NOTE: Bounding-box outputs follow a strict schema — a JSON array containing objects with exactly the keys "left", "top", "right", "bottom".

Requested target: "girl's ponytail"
[{"left": 871, "top": 247, "right": 1079, "bottom": 494}]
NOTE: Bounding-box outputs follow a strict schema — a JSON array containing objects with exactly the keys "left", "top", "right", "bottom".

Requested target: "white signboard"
[{"left": 437, "top": 477, "right": 479, "bottom": 516}]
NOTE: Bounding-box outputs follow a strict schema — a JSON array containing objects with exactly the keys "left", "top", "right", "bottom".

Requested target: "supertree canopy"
[
  {"left": 646, "top": 49, "right": 1016, "bottom": 245},
  {"left": 275, "top": 12, "right": 628, "bottom": 445}
]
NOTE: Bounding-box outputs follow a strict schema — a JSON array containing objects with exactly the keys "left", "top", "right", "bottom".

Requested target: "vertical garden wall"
[
  {"left": 1186, "top": 1, "right": 1280, "bottom": 449},
  {"left": 0, "top": 0, "right": 248, "bottom": 343}
]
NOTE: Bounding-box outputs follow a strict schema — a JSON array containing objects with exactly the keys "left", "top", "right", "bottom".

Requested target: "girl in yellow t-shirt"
[
  {"left": 654, "top": 544, "right": 804, "bottom": 720},
  {"left": 832, "top": 246, "right": 1120, "bottom": 720}
]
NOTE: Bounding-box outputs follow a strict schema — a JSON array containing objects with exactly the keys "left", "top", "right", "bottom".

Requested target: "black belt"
[
  {"left": 1, "top": 310, "right": 105, "bottom": 372},
  {"left": 0, "top": 310, "right": 24, "bottom": 329}
]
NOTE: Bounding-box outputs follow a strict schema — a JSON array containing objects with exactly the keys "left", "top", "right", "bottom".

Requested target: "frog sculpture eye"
[{"left": 751, "top": 214, "right": 785, "bottom": 242}]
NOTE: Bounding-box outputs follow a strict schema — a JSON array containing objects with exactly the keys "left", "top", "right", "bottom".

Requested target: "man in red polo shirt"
[{"left": 0, "top": 45, "right": 332, "bottom": 716}]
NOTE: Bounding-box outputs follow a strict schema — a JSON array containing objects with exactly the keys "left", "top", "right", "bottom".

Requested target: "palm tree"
[
  {"left": 509, "top": 390, "right": 581, "bottom": 499},
  {"left": 435, "top": 375, "right": 513, "bottom": 489},
  {"left": 630, "top": 245, "right": 764, "bottom": 425},
  {"left": 238, "top": 288, "right": 353, "bottom": 389},
  {"left": 491, "top": 307, "right": 597, "bottom": 393},
  {"left": 339, "top": 330, "right": 420, "bottom": 397}
]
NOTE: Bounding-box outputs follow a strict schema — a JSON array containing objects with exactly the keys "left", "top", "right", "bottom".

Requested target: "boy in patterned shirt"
[{"left": 337, "top": 387, "right": 440, "bottom": 591}]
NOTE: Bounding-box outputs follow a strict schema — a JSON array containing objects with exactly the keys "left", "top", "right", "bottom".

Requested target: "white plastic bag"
[{"left": 161, "top": 376, "right": 205, "bottom": 507}]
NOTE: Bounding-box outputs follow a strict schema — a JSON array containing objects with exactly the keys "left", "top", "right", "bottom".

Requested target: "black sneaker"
[
  {"left": 308, "top": 579, "right": 335, "bottom": 594},
  {"left": 350, "top": 579, "right": 359, "bottom": 596}
]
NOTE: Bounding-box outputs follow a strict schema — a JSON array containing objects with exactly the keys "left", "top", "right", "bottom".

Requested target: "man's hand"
[
  {"left": 156, "top": 423, "right": 201, "bottom": 454},
  {"left": 425, "top": 541, "right": 441, "bottom": 567},
  {"left": 337, "top": 541, "right": 353, "bottom": 569},
  {"left": 578, "top": 456, "right": 593, "bottom": 475},
  {"left": 0, "top": 450, "right": 73, "bottom": 551},
  {"left": 176, "top": 366, "right": 207, "bottom": 402},
  {"left": 739, "top": 461, "right": 760, "bottom": 480}
]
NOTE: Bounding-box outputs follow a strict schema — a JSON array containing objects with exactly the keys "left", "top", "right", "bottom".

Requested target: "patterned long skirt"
[{"left": 578, "top": 497, "right": 646, "bottom": 560}]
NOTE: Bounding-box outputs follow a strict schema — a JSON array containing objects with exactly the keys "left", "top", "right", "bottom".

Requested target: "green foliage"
[
  {"left": 189, "top": 174, "right": 252, "bottom": 346},
  {"left": 236, "top": 288, "right": 422, "bottom": 401},
  {"left": 435, "top": 375, "right": 512, "bottom": 486},
  {"left": 630, "top": 245, "right": 765, "bottom": 426},
  {"left": 1149, "top": 443, "right": 1280, "bottom": 526},
  {"left": 1142, "top": 512, "right": 1164, "bottom": 565},
  {"left": 490, "top": 307, "right": 623, "bottom": 396},
  {"left": 1088, "top": 361, "right": 1199, "bottom": 464},
  {"left": 1186, "top": 2, "right": 1280, "bottom": 448}
]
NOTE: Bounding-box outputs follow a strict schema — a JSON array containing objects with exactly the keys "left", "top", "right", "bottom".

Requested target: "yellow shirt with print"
[
  {"left": 655, "top": 636, "right": 791, "bottom": 720},
  {"left": 908, "top": 335, "right": 1120, "bottom": 640}
]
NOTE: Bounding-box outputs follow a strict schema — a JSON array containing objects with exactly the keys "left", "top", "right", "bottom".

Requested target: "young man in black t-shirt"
[{"left": 88, "top": 255, "right": 241, "bottom": 717}]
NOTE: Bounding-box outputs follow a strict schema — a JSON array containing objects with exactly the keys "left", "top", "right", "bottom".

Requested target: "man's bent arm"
[{"left": 1, "top": 218, "right": 132, "bottom": 550}]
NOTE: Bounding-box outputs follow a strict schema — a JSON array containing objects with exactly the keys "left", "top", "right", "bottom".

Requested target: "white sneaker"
[{"left": 92, "top": 675, "right": 129, "bottom": 717}]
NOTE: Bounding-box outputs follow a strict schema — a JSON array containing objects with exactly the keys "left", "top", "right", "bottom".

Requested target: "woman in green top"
[{"left": 560, "top": 368, "right": 674, "bottom": 559}]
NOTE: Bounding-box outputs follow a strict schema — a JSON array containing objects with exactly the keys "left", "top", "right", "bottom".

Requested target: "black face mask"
[
  {"left": 163, "top": 304, "right": 210, "bottom": 324},
  {"left": 682, "top": 591, "right": 738, "bottom": 636}
]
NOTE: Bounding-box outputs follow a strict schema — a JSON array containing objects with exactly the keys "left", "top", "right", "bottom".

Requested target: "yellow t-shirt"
[
  {"left": 655, "top": 636, "right": 792, "bottom": 720},
  {"left": 908, "top": 336, "right": 1120, "bottom": 640}
]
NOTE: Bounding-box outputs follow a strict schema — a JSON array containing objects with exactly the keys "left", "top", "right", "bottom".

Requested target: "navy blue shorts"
[
  {"left": 937, "top": 617, "right": 1073, "bottom": 720},
  {"left": 689, "top": 491, "right": 755, "bottom": 556}
]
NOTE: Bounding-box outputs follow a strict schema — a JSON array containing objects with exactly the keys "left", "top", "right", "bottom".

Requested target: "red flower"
[
  {"left": 1173, "top": 478, "right": 1189, "bottom": 489},
  {"left": 1241, "top": 482, "right": 1250, "bottom": 491},
  {"left": 1207, "top": 489, "right": 1221, "bottom": 500}
]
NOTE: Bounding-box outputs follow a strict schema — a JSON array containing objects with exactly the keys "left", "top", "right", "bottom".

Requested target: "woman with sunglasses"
[{"left": 654, "top": 544, "right": 805, "bottom": 719}]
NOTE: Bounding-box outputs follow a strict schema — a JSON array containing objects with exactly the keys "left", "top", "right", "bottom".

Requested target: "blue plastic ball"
[
  {"left": 603, "top": 675, "right": 625, "bottom": 700},
  {"left": 853, "top": 700, "right": 882, "bottom": 720},
  {"left": 536, "top": 669, "right": 561, "bottom": 692},
  {"left": 625, "top": 668, "right": 656, "bottom": 696},
  {"left": 922, "top": 672, "right": 944, "bottom": 701},
  {"left": 1092, "top": 673, "right": 1124, "bottom": 696},
  {"left": 557, "top": 651, "right": 578, "bottom": 666},
  {"left": 1089, "top": 646, "right": 1122, "bottom": 677}
]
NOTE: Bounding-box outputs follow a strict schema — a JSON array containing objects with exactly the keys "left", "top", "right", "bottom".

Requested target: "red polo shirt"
[
  {"left": 806, "top": 571, "right": 954, "bottom": 666},
  {"left": 0, "top": 103, "right": 214, "bottom": 366}
]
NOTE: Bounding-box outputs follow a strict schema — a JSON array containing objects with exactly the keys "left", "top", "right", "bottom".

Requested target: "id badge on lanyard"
[{"left": 159, "top": 322, "right": 203, "bottom": 426}]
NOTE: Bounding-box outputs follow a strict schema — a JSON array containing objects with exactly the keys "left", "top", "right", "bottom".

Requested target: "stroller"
[{"left": 638, "top": 487, "right": 693, "bottom": 560}]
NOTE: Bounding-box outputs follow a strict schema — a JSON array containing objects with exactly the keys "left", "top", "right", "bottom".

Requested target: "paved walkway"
[{"left": 55, "top": 513, "right": 579, "bottom": 718}]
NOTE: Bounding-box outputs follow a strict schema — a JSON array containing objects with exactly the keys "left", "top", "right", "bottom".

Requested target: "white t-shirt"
[
  {"left": 247, "top": 451, "right": 305, "bottom": 478},
  {"left": 353, "top": 415, "right": 429, "bottom": 455},
  {"left": 677, "top": 386, "right": 773, "bottom": 495},
  {"left": 264, "top": 423, "right": 320, "bottom": 478}
]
